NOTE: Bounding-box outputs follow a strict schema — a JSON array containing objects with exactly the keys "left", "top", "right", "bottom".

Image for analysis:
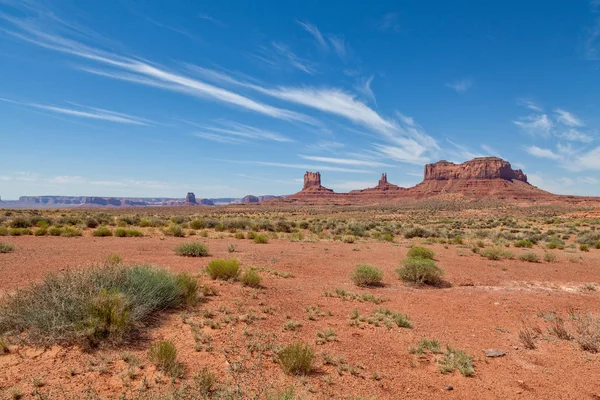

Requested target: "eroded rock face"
[
  {"left": 303, "top": 172, "right": 322, "bottom": 190},
  {"left": 300, "top": 171, "right": 333, "bottom": 193},
  {"left": 242, "top": 195, "right": 260, "bottom": 204},
  {"left": 185, "top": 192, "right": 197, "bottom": 204},
  {"left": 424, "top": 157, "right": 527, "bottom": 182},
  {"left": 378, "top": 173, "right": 388, "bottom": 186}
]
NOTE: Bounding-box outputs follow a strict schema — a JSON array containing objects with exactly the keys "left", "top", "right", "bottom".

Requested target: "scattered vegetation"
[
  {"left": 406, "top": 246, "right": 435, "bottom": 260},
  {"left": 519, "top": 252, "right": 540, "bottom": 263},
  {"left": 278, "top": 342, "right": 314, "bottom": 375},
  {"left": 0, "top": 264, "right": 195, "bottom": 346},
  {"left": 396, "top": 257, "right": 443, "bottom": 286},
  {"left": 240, "top": 268, "right": 261, "bottom": 288},
  {"left": 0, "top": 242, "right": 14, "bottom": 253},
  {"left": 206, "top": 258, "right": 240, "bottom": 280},
  {"left": 350, "top": 264, "right": 383, "bottom": 287},
  {"left": 324, "top": 288, "right": 387, "bottom": 304},
  {"left": 148, "top": 340, "right": 184, "bottom": 378},
  {"left": 174, "top": 242, "right": 209, "bottom": 257}
]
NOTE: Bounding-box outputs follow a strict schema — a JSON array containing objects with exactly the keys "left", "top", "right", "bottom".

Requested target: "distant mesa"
[
  {"left": 242, "top": 195, "right": 259, "bottom": 204},
  {"left": 278, "top": 156, "right": 557, "bottom": 204},
  {"left": 185, "top": 192, "right": 196, "bottom": 204}
]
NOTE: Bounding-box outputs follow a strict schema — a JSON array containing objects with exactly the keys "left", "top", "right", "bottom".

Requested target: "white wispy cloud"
[
  {"left": 0, "top": 97, "right": 152, "bottom": 125},
  {"left": 181, "top": 119, "right": 293, "bottom": 143},
  {"left": 177, "top": 65, "right": 439, "bottom": 161},
  {"left": 193, "top": 132, "right": 247, "bottom": 144},
  {"left": 513, "top": 114, "right": 553, "bottom": 137},
  {"left": 296, "top": 20, "right": 328, "bottom": 50},
  {"left": 298, "top": 155, "right": 392, "bottom": 167},
  {"left": 524, "top": 145, "right": 562, "bottom": 160},
  {"left": 197, "top": 13, "right": 226, "bottom": 27},
  {"left": 219, "top": 160, "right": 373, "bottom": 173},
  {"left": 554, "top": 109, "right": 584, "bottom": 127},
  {"left": 555, "top": 128, "right": 594, "bottom": 143},
  {"left": 306, "top": 140, "right": 345, "bottom": 151},
  {"left": 517, "top": 99, "right": 543, "bottom": 112},
  {"left": 354, "top": 75, "right": 376, "bottom": 104},
  {"left": 377, "top": 12, "right": 400, "bottom": 33},
  {"left": 373, "top": 143, "right": 432, "bottom": 165},
  {"left": 256, "top": 42, "right": 317, "bottom": 74},
  {"left": 14, "top": 172, "right": 39, "bottom": 181},
  {"left": 445, "top": 79, "right": 472, "bottom": 94},
  {"left": 48, "top": 176, "right": 86, "bottom": 184},
  {"left": 480, "top": 144, "right": 501, "bottom": 157},
  {"left": 327, "top": 35, "right": 347, "bottom": 60},
  {"left": 0, "top": 13, "right": 314, "bottom": 125},
  {"left": 585, "top": 17, "right": 600, "bottom": 60}
]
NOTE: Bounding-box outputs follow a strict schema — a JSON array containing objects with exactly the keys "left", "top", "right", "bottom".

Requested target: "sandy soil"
[{"left": 1, "top": 236, "right": 600, "bottom": 399}]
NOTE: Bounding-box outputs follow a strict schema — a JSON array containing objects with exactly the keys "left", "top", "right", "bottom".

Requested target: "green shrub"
[
  {"left": 175, "top": 273, "right": 198, "bottom": 306},
  {"left": 278, "top": 342, "right": 314, "bottom": 375},
  {"left": 351, "top": 264, "right": 383, "bottom": 287},
  {"left": 49, "top": 227, "right": 63, "bottom": 236},
  {"left": 480, "top": 248, "right": 513, "bottom": 260},
  {"left": 409, "top": 338, "right": 443, "bottom": 355},
  {"left": 166, "top": 224, "right": 185, "bottom": 237},
  {"left": 0, "top": 265, "right": 190, "bottom": 346},
  {"left": 106, "top": 253, "right": 122, "bottom": 266},
  {"left": 10, "top": 218, "right": 31, "bottom": 228},
  {"left": 380, "top": 233, "right": 394, "bottom": 242},
  {"left": 114, "top": 228, "right": 127, "bottom": 237},
  {"left": 86, "top": 290, "right": 131, "bottom": 345},
  {"left": 519, "top": 252, "right": 540, "bottom": 262},
  {"left": 404, "top": 227, "right": 433, "bottom": 239},
  {"left": 235, "top": 232, "right": 245, "bottom": 239},
  {"left": 247, "top": 231, "right": 257, "bottom": 240},
  {"left": 189, "top": 220, "right": 206, "bottom": 230},
  {"left": 61, "top": 227, "right": 82, "bottom": 237},
  {"left": 342, "top": 235, "right": 355, "bottom": 243},
  {"left": 240, "top": 268, "right": 261, "bottom": 288},
  {"left": 174, "top": 242, "right": 209, "bottom": 257},
  {"left": 577, "top": 232, "right": 600, "bottom": 246},
  {"left": 543, "top": 252, "right": 557, "bottom": 263},
  {"left": 85, "top": 219, "right": 99, "bottom": 229},
  {"left": 34, "top": 228, "right": 47, "bottom": 236},
  {"left": 580, "top": 244, "right": 590, "bottom": 252},
  {"left": 440, "top": 346, "right": 474, "bottom": 377},
  {"left": 0, "top": 227, "right": 7, "bottom": 236},
  {"left": 0, "top": 336, "right": 8, "bottom": 354},
  {"left": 253, "top": 234, "right": 270, "bottom": 244},
  {"left": 0, "top": 243, "right": 14, "bottom": 253},
  {"left": 406, "top": 246, "right": 435, "bottom": 260},
  {"left": 514, "top": 240, "right": 534, "bottom": 248},
  {"left": 206, "top": 259, "right": 240, "bottom": 280},
  {"left": 396, "top": 258, "right": 443, "bottom": 286},
  {"left": 93, "top": 227, "right": 113, "bottom": 237},
  {"left": 148, "top": 340, "right": 183, "bottom": 378}
]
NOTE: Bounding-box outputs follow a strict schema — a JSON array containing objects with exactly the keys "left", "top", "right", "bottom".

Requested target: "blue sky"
[{"left": 1, "top": 0, "right": 600, "bottom": 199}]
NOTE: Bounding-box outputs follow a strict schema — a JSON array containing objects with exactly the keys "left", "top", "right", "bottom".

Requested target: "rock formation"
[
  {"left": 349, "top": 172, "right": 406, "bottom": 196},
  {"left": 185, "top": 192, "right": 197, "bottom": 204},
  {"left": 423, "top": 157, "right": 527, "bottom": 182},
  {"left": 302, "top": 172, "right": 333, "bottom": 192},
  {"left": 408, "top": 157, "right": 549, "bottom": 199},
  {"left": 242, "top": 195, "right": 260, "bottom": 204}
]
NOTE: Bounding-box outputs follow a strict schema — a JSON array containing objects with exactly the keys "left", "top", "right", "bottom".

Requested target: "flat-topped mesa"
[
  {"left": 424, "top": 157, "right": 527, "bottom": 183},
  {"left": 301, "top": 171, "right": 333, "bottom": 193}
]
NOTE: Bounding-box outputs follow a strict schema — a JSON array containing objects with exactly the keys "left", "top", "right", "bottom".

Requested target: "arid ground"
[{"left": 1, "top": 204, "right": 600, "bottom": 399}]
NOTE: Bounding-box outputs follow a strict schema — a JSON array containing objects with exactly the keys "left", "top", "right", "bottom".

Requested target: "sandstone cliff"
[{"left": 423, "top": 157, "right": 527, "bottom": 182}]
